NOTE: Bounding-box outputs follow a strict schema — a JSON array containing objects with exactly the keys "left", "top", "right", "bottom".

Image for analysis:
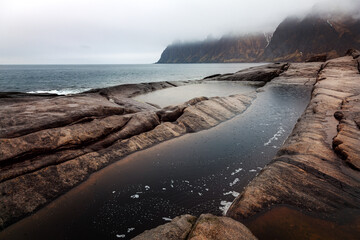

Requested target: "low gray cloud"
[{"left": 0, "top": 0, "right": 357, "bottom": 64}]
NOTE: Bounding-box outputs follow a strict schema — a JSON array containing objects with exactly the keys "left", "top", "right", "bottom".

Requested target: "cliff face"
[
  {"left": 157, "top": 34, "right": 268, "bottom": 63},
  {"left": 157, "top": 14, "right": 360, "bottom": 63},
  {"left": 262, "top": 15, "right": 360, "bottom": 62}
]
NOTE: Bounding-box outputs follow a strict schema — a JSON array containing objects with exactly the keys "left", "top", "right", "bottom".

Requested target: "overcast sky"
[{"left": 0, "top": 0, "right": 357, "bottom": 64}]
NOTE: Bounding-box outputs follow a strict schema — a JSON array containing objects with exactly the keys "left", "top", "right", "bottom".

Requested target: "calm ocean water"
[{"left": 0, "top": 63, "right": 264, "bottom": 94}]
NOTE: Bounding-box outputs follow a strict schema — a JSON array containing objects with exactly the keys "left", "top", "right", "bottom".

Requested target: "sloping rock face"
[
  {"left": 133, "top": 214, "right": 257, "bottom": 240},
  {"left": 0, "top": 64, "right": 289, "bottom": 229},
  {"left": 227, "top": 55, "right": 360, "bottom": 224}
]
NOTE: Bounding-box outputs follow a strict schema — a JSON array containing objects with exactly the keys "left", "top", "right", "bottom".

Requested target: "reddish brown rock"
[
  {"left": 227, "top": 56, "right": 360, "bottom": 224},
  {"left": 305, "top": 53, "right": 327, "bottom": 62},
  {"left": 188, "top": 214, "right": 257, "bottom": 240},
  {"left": 133, "top": 214, "right": 257, "bottom": 240},
  {"left": 133, "top": 215, "right": 197, "bottom": 240}
]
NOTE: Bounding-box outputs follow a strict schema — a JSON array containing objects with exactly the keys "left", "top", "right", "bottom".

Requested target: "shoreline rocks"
[
  {"left": 0, "top": 63, "right": 288, "bottom": 230},
  {"left": 133, "top": 214, "right": 257, "bottom": 240},
  {"left": 226, "top": 55, "right": 360, "bottom": 235}
]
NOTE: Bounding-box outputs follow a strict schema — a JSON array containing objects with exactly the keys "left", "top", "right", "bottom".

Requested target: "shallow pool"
[{"left": 133, "top": 81, "right": 260, "bottom": 107}]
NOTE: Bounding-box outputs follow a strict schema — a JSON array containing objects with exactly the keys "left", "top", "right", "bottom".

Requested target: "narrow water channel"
[
  {"left": 133, "top": 81, "right": 260, "bottom": 108},
  {"left": 0, "top": 84, "right": 312, "bottom": 240}
]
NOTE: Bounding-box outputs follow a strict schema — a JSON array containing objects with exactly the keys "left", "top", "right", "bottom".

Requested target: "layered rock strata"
[
  {"left": 227, "top": 55, "right": 360, "bottom": 223},
  {"left": 0, "top": 63, "right": 287, "bottom": 229}
]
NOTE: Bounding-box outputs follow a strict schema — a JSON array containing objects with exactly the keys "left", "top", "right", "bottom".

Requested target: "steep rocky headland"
[
  {"left": 157, "top": 34, "right": 269, "bottom": 63},
  {"left": 157, "top": 13, "right": 360, "bottom": 63}
]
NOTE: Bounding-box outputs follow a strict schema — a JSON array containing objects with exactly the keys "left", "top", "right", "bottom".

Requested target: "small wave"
[{"left": 27, "top": 89, "right": 90, "bottom": 95}]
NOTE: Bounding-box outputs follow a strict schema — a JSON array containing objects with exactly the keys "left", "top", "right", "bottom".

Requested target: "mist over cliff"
[
  {"left": 157, "top": 34, "right": 271, "bottom": 63},
  {"left": 157, "top": 4, "right": 360, "bottom": 63}
]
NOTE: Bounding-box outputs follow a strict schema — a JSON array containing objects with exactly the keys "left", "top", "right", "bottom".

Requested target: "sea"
[{"left": 0, "top": 63, "right": 264, "bottom": 94}]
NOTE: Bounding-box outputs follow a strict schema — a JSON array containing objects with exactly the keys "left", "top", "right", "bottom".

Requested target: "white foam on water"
[
  {"left": 116, "top": 234, "right": 125, "bottom": 238},
  {"left": 229, "top": 178, "right": 239, "bottom": 187},
  {"left": 219, "top": 201, "right": 232, "bottom": 215},
  {"left": 223, "top": 191, "right": 240, "bottom": 197},
  {"left": 130, "top": 194, "right": 139, "bottom": 199},
  {"left": 27, "top": 88, "right": 90, "bottom": 95},
  {"left": 231, "top": 168, "right": 243, "bottom": 175},
  {"left": 264, "top": 126, "right": 285, "bottom": 146},
  {"left": 162, "top": 217, "right": 172, "bottom": 221},
  {"left": 127, "top": 228, "right": 135, "bottom": 233},
  {"left": 145, "top": 185, "right": 150, "bottom": 190},
  {"left": 249, "top": 169, "right": 257, "bottom": 172}
]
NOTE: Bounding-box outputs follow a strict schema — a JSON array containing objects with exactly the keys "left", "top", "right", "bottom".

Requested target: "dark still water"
[
  {"left": 0, "top": 63, "right": 263, "bottom": 94},
  {"left": 0, "top": 84, "right": 312, "bottom": 240}
]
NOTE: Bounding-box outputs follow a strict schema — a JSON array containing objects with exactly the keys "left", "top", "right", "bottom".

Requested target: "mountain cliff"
[
  {"left": 262, "top": 15, "right": 360, "bottom": 62},
  {"left": 157, "top": 14, "right": 360, "bottom": 63},
  {"left": 157, "top": 34, "right": 269, "bottom": 63}
]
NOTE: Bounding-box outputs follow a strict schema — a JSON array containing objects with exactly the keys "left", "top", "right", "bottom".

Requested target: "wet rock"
[
  {"left": 188, "top": 214, "right": 257, "bottom": 240},
  {"left": 133, "top": 215, "right": 197, "bottom": 240}
]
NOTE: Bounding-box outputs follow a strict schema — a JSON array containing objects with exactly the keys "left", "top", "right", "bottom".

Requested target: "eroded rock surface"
[
  {"left": 227, "top": 55, "right": 360, "bottom": 222},
  {"left": 133, "top": 214, "right": 257, "bottom": 240},
  {"left": 133, "top": 215, "right": 197, "bottom": 240},
  {"left": 188, "top": 214, "right": 257, "bottom": 240},
  {"left": 0, "top": 63, "right": 289, "bottom": 229}
]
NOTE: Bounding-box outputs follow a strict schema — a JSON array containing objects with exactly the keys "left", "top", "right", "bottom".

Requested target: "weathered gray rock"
[
  {"left": 133, "top": 215, "right": 197, "bottom": 240},
  {"left": 188, "top": 214, "right": 257, "bottom": 240},
  {"left": 270, "top": 62, "right": 322, "bottom": 86}
]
